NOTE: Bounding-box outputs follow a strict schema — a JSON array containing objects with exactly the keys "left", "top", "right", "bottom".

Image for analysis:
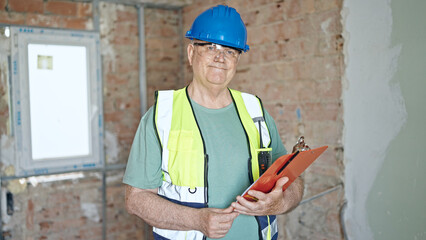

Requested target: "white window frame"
[{"left": 10, "top": 27, "right": 104, "bottom": 176}]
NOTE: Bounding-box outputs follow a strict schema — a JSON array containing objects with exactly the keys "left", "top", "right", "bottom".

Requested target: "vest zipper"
[{"left": 204, "top": 153, "right": 209, "bottom": 206}]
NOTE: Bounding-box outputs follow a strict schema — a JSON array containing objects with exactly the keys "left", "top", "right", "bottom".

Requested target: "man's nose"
[{"left": 214, "top": 51, "right": 226, "bottom": 62}]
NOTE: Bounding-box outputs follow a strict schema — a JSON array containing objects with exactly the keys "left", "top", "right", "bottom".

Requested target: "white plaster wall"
[{"left": 341, "top": 0, "right": 407, "bottom": 239}]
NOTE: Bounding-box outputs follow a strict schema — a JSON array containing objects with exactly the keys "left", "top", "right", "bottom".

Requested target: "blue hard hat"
[{"left": 185, "top": 5, "right": 250, "bottom": 52}]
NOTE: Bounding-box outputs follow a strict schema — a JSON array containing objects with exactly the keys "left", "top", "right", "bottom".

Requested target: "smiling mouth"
[{"left": 209, "top": 65, "right": 227, "bottom": 70}]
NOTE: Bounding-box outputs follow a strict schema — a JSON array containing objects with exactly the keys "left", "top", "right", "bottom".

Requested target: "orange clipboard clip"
[{"left": 242, "top": 145, "right": 328, "bottom": 202}]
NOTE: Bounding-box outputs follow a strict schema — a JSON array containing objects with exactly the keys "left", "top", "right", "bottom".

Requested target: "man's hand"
[
  {"left": 232, "top": 177, "right": 290, "bottom": 216},
  {"left": 232, "top": 176, "right": 303, "bottom": 216},
  {"left": 197, "top": 206, "right": 239, "bottom": 239}
]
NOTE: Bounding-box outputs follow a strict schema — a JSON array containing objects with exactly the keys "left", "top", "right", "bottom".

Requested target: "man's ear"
[{"left": 187, "top": 44, "right": 194, "bottom": 66}]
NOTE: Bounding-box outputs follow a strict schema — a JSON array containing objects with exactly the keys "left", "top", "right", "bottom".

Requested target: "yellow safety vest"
[{"left": 153, "top": 87, "right": 277, "bottom": 240}]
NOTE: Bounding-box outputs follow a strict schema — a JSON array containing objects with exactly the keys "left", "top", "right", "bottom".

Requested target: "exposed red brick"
[
  {"left": 104, "top": 112, "right": 123, "bottom": 122},
  {"left": 248, "top": 20, "right": 301, "bottom": 46},
  {"left": 182, "top": 0, "right": 220, "bottom": 14},
  {"left": 284, "top": 0, "right": 302, "bottom": 19},
  {"left": 281, "top": 0, "right": 316, "bottom": 18},
  {"left": 318, "top": 34, "right": 344, "bottom": 55},
  {"left": 260, "top": 38, "right": 316, "bottom": 62},
  {"left": 113, "top": 34, "right": 138, "bottom": 46},
  {"left": 310, "top": 9, "right": 343, "bottom": 36},
  {"left": 77, "top": 2, "right": 92, "bottom": 18},
  {"left": 230, "top": 0, "right": 271, "bottom": 11},
  {"left": 304, "top": 102, "right": 341, "bottom": 121},
  {"left": 0, "top": 11, "right": 27, "bottom": 24},
  {"left": 0, "top": 0, "right": 6, "bottom": 10},
  {"left": 26, "top": 199, "right": 34, "bottom": 230},
  {"left": 63, "top": 17, "right": 92, "bottom": 30},
  {"left": 39, "top": 221, "right": 53, "bottom": 233},
  {"left": 50, "top": 217, "right": 88, "bottom": 231},
  {"left": 25, "top": 13, "right": 62, "bottom": 28},
  {"left": 116, "top": 9, "right": 137, "bottom": 22},
  {"left": 241, "top": 3, "right": 285, "bottom": 27},
  {"left": 315, "top": 0, "right": 343, "bottom": 12},
  {"left": 111, "top": 22, "right": 138, "bottom": 38},
  {"left": 105, "top": 73, "right": 131, "bottom": 85},
  {"left": 145, "top": 38, "right": 179, "bottom": 50},
  {"left": 302, "top": 0, "right": 316, "bottom": 14},
  {"left": 8, "top": 0, "right": 43, "bottom": 13},
  {"left": 79, "top": 226, "right": 103, "bottom": 239},
  {"left": 45, "top": 1, "right": 78, "bottom": 16}
]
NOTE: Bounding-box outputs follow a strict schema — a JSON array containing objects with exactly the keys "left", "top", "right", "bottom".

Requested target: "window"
[{"left": 11, "top": 27, "right": 104, "bottom": 176}]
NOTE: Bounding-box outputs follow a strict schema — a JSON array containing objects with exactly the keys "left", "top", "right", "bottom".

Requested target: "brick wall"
[
  {"left": 100, "top": 4, "right": 182, "bottom": 165},
  {"left": 1, "top": 172, "right": 148, "bottom": 240},
  {"left": 106, "top": 170, "right": 147, "bottom": 240},
  {"left": 0, "top": 0, "right": 93, "bottom": 29},
  {"left": 183, "top": 1, "right": 345, "bottom": 239},
  {"left": 2, "top": 175, "right": 104, "bottom": 240},
  {"left": 1, "top": 0, "right": 345, "bottom": 239},
  {"left": 100, "top": 2, "right": 142, "bottom": 165},
  {"left": 0, "top": 1, "right": 182, "bottom": 239},
  {"left": 145, "top": 7, "right": 182, "bottom": 107}
]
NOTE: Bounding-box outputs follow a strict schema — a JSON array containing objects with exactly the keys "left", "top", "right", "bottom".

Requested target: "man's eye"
[
  {"left": 206, "top": 46, "right": 215, "bottom": 51},
  {"left": 226, "top": 50, "right": 236, "bottom": 56}
]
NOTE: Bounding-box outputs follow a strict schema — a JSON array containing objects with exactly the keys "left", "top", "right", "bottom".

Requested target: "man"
[{"left": 124, "top": 5, "right": 304, "bottom": 240}]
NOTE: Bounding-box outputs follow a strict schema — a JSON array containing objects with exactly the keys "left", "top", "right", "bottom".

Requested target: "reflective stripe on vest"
[
  {"left": 153, "top": 87, "right": 277, "bottom": 240},
  {"left": 230, "top": 89, "right": 271, "bottom": 182}
]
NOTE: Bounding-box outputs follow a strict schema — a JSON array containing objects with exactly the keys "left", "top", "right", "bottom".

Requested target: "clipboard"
[{"left": 242, "top": 146, "right": 328, "bottom": 201}]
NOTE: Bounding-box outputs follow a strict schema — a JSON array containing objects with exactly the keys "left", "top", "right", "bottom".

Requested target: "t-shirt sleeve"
[
  {"left": 263, "top": 109, "right": 287, "bottom": 161},
  {"left": 122, "top": 107, "right": 163, "bottom": 189}
]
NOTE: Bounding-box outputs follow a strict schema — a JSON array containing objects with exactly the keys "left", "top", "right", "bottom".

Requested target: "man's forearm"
[
  {"left": 125, "top": 185, "right": 200, "bottom": 231},
  {"left": 281, "top": 176, "right": 304, "bottom": 214},
  {"left": 125, "top": 185, "right": 239, "bottom": 238}
]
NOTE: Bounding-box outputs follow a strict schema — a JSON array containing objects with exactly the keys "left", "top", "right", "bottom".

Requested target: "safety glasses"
[{"left": 192, "top": 42, "right": 242, "bottom": 60}]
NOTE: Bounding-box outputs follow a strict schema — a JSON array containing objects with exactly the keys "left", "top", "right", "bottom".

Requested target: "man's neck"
[{"left": 187, "top": 82, "right": 232, "bottom": 109}]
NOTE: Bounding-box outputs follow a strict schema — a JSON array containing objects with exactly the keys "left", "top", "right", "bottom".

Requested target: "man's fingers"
[
  {"left": 233, "top": 196, "right": 257, "bottom": 211},
  {"left": 211, "top": 206, "right": 239, "bottom": 221},
  {"left": 223, "top": 211, "right": 239, "bottom": 222},
  {"left": 271, "top": 177, "right": 289, "bottom": 193},
  {"left": 200, "top": 207, "right": 240, "bottom": 238},
  {"left": 231, "top": 177, "right": 290, "bottom": 216},
  {"left": 223, "top": 205, "right": 235, "bottom": 213},
  {"left": 246, "top": 189, "right": 266, "bottom": 200},
  {"left": 209, "top": 207, "right": 239, "bottom": 223}
]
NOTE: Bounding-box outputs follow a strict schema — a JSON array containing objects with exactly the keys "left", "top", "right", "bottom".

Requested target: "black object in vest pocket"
[{"left": 258, "top": 150, "right": 272, "bottom": 176}]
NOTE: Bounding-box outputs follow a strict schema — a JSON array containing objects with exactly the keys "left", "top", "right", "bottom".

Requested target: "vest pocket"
[
  {"left": 167, "top": 130, "right": 204, "bottom": 187},
  {"left": 168, "top": 130, "right": 193, "bottom": 152}
]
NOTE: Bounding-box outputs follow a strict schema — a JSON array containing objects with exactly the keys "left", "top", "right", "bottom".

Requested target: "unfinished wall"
[
  {"left": 1, "top": 0, "right": 346, "bottom": 239},
  {"left": 0, "top": 0, "right": 182, "bottom": 239},
  {"left": 183, "top": 1, "right": 345, "bottom": 239},
  {"left": 343, "top": 0, "right": 426, "bottom": 239},
  {"left": 2, "top": 174, "right": 104, "bottom": 240},
  {"left": 144, "top": 7, "right": 182, "bottom": 107},
  {"left": 101, "top": 2, "right": 142, "bottom": 166},
  {"left": 368, "top": 1, "right": 426, "bottom": 239}
]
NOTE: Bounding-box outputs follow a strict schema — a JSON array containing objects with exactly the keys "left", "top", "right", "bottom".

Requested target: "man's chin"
[{"left": 205, "top": 78, "right": 228, "bottom": 86}]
